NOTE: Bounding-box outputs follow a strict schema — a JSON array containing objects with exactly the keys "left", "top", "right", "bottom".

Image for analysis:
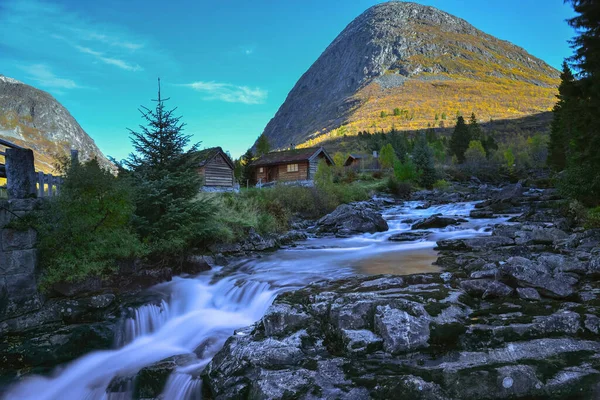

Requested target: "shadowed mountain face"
[
  {"left": 0, "top": 75, "right": 110, "bottom": 173},
  {"left": 259, "top": 1, "right": 560, "bottom": 150}
]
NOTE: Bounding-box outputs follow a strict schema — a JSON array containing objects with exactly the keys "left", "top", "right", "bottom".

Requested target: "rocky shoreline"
[{"left": 201, "top": 184, "right": 600, "bottom": 399}]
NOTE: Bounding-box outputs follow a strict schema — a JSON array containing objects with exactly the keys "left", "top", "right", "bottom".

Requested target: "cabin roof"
[
  {"left": 347, "top": 154, "right": 369, "bottom": 160},
  {"left": 251, "top": 147, "right": 334, "bottom": 167},
  {"left": 196, "top": 147, "right": 234, "bottom": 169}
]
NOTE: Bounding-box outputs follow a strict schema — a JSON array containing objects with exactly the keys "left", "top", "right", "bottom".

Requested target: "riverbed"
[{"left": 3, "top": 201, "right": 512, "bottom": 400}]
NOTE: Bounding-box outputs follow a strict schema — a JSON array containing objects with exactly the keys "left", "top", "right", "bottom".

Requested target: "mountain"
[
  {"left": 259, "top": 1, "right": 560, "bottom": 150},
  {"left": 0, "top": 75, "right": 111, "bottom": 173}
]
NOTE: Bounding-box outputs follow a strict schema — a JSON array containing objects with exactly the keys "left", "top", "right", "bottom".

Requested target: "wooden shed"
[
  {"left": 252, "top": 147, "right": 334, "bottom": 184},
  {"left": 196, "top": 147, "right": 234, "bottom": 188},
  {"left": 344, "top": 153, "right": 380, "bottom": 171}
]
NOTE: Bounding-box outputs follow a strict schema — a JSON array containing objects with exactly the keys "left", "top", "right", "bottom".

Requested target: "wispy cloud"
[
  {"left": 18, "top": 64, "right": 80, "bottom": 89},
  {"left": 75, "top": 45, "right": 142, "bottom": 71},
  {"left": 0, "top": 0, "right": 149, "bottom": 73},
  {"left": 184, "top": 81, "right": 267, "bottom": 104}
]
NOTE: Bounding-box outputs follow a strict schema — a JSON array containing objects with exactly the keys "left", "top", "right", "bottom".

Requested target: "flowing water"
[{"left": 3, "top": 201, "right": 512, "bottom": 400}]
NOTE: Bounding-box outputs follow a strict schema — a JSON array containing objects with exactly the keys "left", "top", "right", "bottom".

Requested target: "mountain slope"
[
  {"left": 0, "top": 75, "right": 110, "bottom": 173},
  {"left": 259, "top": 1, "right": 560, "bottom": 150}
]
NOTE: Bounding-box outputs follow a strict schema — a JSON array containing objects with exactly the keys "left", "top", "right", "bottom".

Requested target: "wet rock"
[
  {"left": 460, "top": 279, "right": 513, "bottom": 299},
  {"left": 437, "top": 236, "right": 514, "bottom": 251},
  {"left": 89, "top": 294, "right": 115, "bottom": 309},
  {"left": 277, "top": 230, "right": 308, "bottom": 245},
  {"left": 134, "top": 354, "right": 197, "bottom": 399},
  {"left": 316, "top": 203, "right": 388, "bottom": 235},
  {"left": 470, "top": 210, "right": 494, "bottom": 219},
  {"left": 262, "top": 303, "right": 311, "bottom": 336},
  {"left": 374, "top": 304, "right": 430, "bottom": 354},
  {"left": 517, "top": 287, "right": 541, "bottom": 301},
  {"left": 411, "top": 215, "right": 467, "bottom": 230},
  {"left": 514, "top": 226, "right": 569, "bottom": 246},
  {"left": 499, "top": 257, "right": 577, "bottom": 299},
  {"left": 388, "top": 231, "right": 430, "bottom": 242},
  {"left": 584, "top": 314, "right": 600, "bottom": 334},
  {"left": 492, "top": 182, "right": 524, "bottom": 203},
  {"left": 340, "top": 329, "right": 382, "bottom": 354}
]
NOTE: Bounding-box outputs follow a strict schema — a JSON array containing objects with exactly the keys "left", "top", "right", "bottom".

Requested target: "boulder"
[
  {"left": 517, "top": 287, "right": 541, "bottom": 301},
  {"left": 262, "top": 303, "right": 311, "bottom": 336},
  {"left": 388, "top": 231, "right": 430, "bottom": 242},
  {"left": 499, "top": 257, "right": 577, "bottom": 299},
  {"left": 316, "top": 203, "right": 388, "bottom": 235},
  {"left": 470, "top": 210, "right": 494, "bottom": 219},
  {"left": 411, "top": 215, "right": 467, "bottom": 230},
  {"left": 460, "top": 279, "right": 513, "bottom": 299},
  {"left": 492, "top": 182, "right": 524, "bottom": 203},
  {"left": 374, "top": 305, "right": 430, "bottom": 354}
]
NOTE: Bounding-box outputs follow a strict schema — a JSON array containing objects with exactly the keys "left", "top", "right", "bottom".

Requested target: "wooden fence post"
[
  {"left": 38, "top": 171, "right": 44, "bottom": 197},
  {"left": 5, "top": 148, "right": 36, "bottom": 199}
]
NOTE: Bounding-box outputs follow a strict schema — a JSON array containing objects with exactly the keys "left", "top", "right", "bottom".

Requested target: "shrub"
[
  {"left": 31, "top": 160, "right": 145, "bottom": 290},
  {"left": 463, "top": 140, "right": 487, "bottom": 176},
  {"left": 379, "top": 143, "right": 397, "bottom": 169},
  {"left": 585, "top": 207, "right": 600, "bottom": 229},
  {"left": 371, "top": 170, "right": 384, "bottom": 179},
  {"left": 394, "top": 159, "right": 419, "bottom": 183},
  {"left": 433, "top": 179, "right": 451, "bottom": 191},
  {"left": 314, "top": 159, "right": 334, "bottom": 189},
  {"left": 385, "top": 177, "right": 412, "bottom": 199},
  {"left": 412, "top": 135, "right": 437, "bottom": 189}
]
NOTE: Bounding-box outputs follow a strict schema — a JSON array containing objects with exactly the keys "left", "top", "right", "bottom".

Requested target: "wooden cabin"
[
  {"left": 344, "top": 152, "right": 380, "bottom": 171},
  {"left": 196, "top": 147, "right": 234, "bottom": 188},
  {"left": 252, "top": 147, "right": 334, "bottom": 184}
]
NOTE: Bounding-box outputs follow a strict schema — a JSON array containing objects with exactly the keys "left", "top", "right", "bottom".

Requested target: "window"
[
  {"left": 259, "top": 167, "right": 263, "bottom": 173},
  {"left": 287, "top": 164, "right": 298, "bottom": 172}
]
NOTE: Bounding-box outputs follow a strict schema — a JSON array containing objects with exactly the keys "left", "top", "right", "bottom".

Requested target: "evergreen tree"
[
  {"left": 468, "top": 113, "right": 482, "bottom": 142},
  {"left": 449, "top": 116, "right": 471, "bottom": 163},
  {"left": 379, "top": 143, "right": 397, "bottom": 169},
  {"left": 549, "top": 62, "right": 577, "bottom": 170},
  {"left": 126, "top": 79, "right": 214, "bottom": 261},
  {"left": 481, "top": 134, "right": 498, "bottom": 158},
  {"left": 412, "top": 134, "right": 437, "bottom": 189},
  {"left": 256, "top": 134, "right": 271, "bottom": 156},
  {"left": 557, "top": 1, "right": 600, "bottom": 204},
  {"left": 240, "top": 149, "right": 255, "bottom": 186}
]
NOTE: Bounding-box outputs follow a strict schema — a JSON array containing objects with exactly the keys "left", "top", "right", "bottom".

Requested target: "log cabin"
[
  {"left": 196, "top": 147, "right": 235, "bottom": 189},
  {"left": 252, "top": 147, "right": 334, "bottom": 184},
  {"left": 344, "top": 152, "right": 380, "bottom": 171}
]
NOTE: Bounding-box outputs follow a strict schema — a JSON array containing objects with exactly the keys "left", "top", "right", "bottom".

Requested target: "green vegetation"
[
  {"left": 125, "top": 83, "right": 215, "bottom": 263},
  {"left": 379, "top": 143, "right": 397, "bottom": 169},
  {"left": 549, "top": 0, "right": 600, "bottom": 206},
  {"left": 449, "top": 116, "right": 470, "bottom": 163},
  {"left": 412, "top": 134, "right": 437, "bottom": 189},
  {"left": 256, "top": 133, "right": 271, "bottom": 156},
  {"left": 22, "top": 159, "right": 145, "bottom": 290}
]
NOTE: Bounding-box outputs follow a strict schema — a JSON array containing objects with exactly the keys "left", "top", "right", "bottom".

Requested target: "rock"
[
  {"left": 316, "top": 203, "right": 388, "bottom": 235},
  {"left": 262, "top": 303, "right": 311, "bottom": 336},
  {"left": 388, "top": 231, "right": 430, "bottom": 242},
  {"left": 133, "top": 354, "right": 197, "bottom": 399},
  {"left": 277, "top": 230, "right": 307, "bottom": 245},
  {"left": 517, "top": 287, "right": 541, "bottom": 301},
  {"left": 374, "top": 304, "right": 430, "bottom": 354},
  {"left": 340, "top": 329, "right": 383, "bottom": 354},
  {"left": 1, "top": 229, "right": 37, "bottom": 251},
  {"left": 89, "top": 294, "right": 115, "bottom": 309},
  {"left": 584, "top": 314, "right": 600, "bottom": 334},
  {"left": 492, "top": 182, "right": 524, "bottom": 203},
  {"left": 179, "top": 255, "right": 212, "bottom": 275},
  {"left": 436, "top": 236, "right": 514, "bottom": 251},
  {"left": 470, "top": 210, "right": 494, "bottom": 219},
  {"left": 499, "top": 257, "right": 577, "bottom": 299},
  {"left": 411, "top": 215, "right": 467, "bottom": 230},
  {"left": 460, "top": 279, "right": 513, "bottom": 299},
  {"left": 514, "top": 226, "right": 569, "bottom": 246}
]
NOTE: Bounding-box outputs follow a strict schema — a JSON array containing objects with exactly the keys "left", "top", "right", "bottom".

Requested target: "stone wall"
[{"left": 0, "top": 199, "right": 42, "bottom": 321}]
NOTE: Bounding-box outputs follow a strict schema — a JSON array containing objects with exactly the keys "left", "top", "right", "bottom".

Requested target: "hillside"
[
  {"left": 259, "top": 1, "right": 560, "bottom": 150},
  {"left": 0, "top": 75, "right": 110, "bottom": 173}
]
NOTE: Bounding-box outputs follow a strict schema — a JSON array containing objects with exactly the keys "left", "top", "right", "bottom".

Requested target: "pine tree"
[
  {"left": 468, "top": 113, "right": 482, "bottom": 142},
  {"left": 256, "top": 134, "right": 271, "bottom": 156},
  {"left": 412, "top": 134, "right": 437, "bottom": 189},
  {"left": 557, "top": 1, "right": 600, "bottom": 204},
  {"left": 549, "top": 62, "right": 577, "bottom": 171},
  {"left": 240, "top": 149, "right": 255, "bottom": 185},
  {"left": 449, "top": 116, "right": 471, "bottom": 163},
  {"left": 126, "top": 79, "right": 214, "bottom": 261}
]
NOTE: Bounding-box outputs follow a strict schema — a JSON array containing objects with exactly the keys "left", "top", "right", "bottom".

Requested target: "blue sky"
[{"left": 0, "top": 0, "right": 576, "bottom": 160}]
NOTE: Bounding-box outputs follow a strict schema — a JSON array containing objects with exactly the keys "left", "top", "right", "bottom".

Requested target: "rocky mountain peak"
[
  {"left": 259, "top": 1, "right": 559, "bottom": 150},
  {"left": 0, "top": 74, "right": 111, "bottom": 172}
]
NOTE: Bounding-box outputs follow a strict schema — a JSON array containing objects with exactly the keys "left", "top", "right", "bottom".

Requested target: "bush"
[
  {"left": 30, "top": 160, "right": 145, "bottom": 290},
  {"left": 433, "top": 179, "right": 451, "bottom": 191},
  {"left": 371, "top": 170, "right": 384, "bottom": 179},
  {"left": 314, "top": 159, "right": 334, "bottom": 189},
  {"left": 385, "top": 177, "right": 412, "bottom": 199},
  {"left": 394, "top": 159, "right": 419, "bottom": 183},
  {"left": 585, "top": 207, "right": 600, "bottom": 229}
]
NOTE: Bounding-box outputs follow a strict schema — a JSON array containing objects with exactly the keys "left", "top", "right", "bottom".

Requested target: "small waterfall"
[
  {"left": 162, "top": 373, "right": 202, "bottom": 400},
  {"left": 3, "top": 200, "right": 514, "bottom": 400},
  {"left": 123, "top": 300, "right": 171, "bottom": 343}
]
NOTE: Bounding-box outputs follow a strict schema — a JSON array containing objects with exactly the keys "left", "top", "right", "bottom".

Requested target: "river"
[{"left": 3, "top": 201, "right": 512, "bottom": 400}]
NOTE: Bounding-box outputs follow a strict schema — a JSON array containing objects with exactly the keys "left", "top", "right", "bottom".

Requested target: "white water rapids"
[{"left": 3, "top": 201, "right": 512, "bottom": 400}]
